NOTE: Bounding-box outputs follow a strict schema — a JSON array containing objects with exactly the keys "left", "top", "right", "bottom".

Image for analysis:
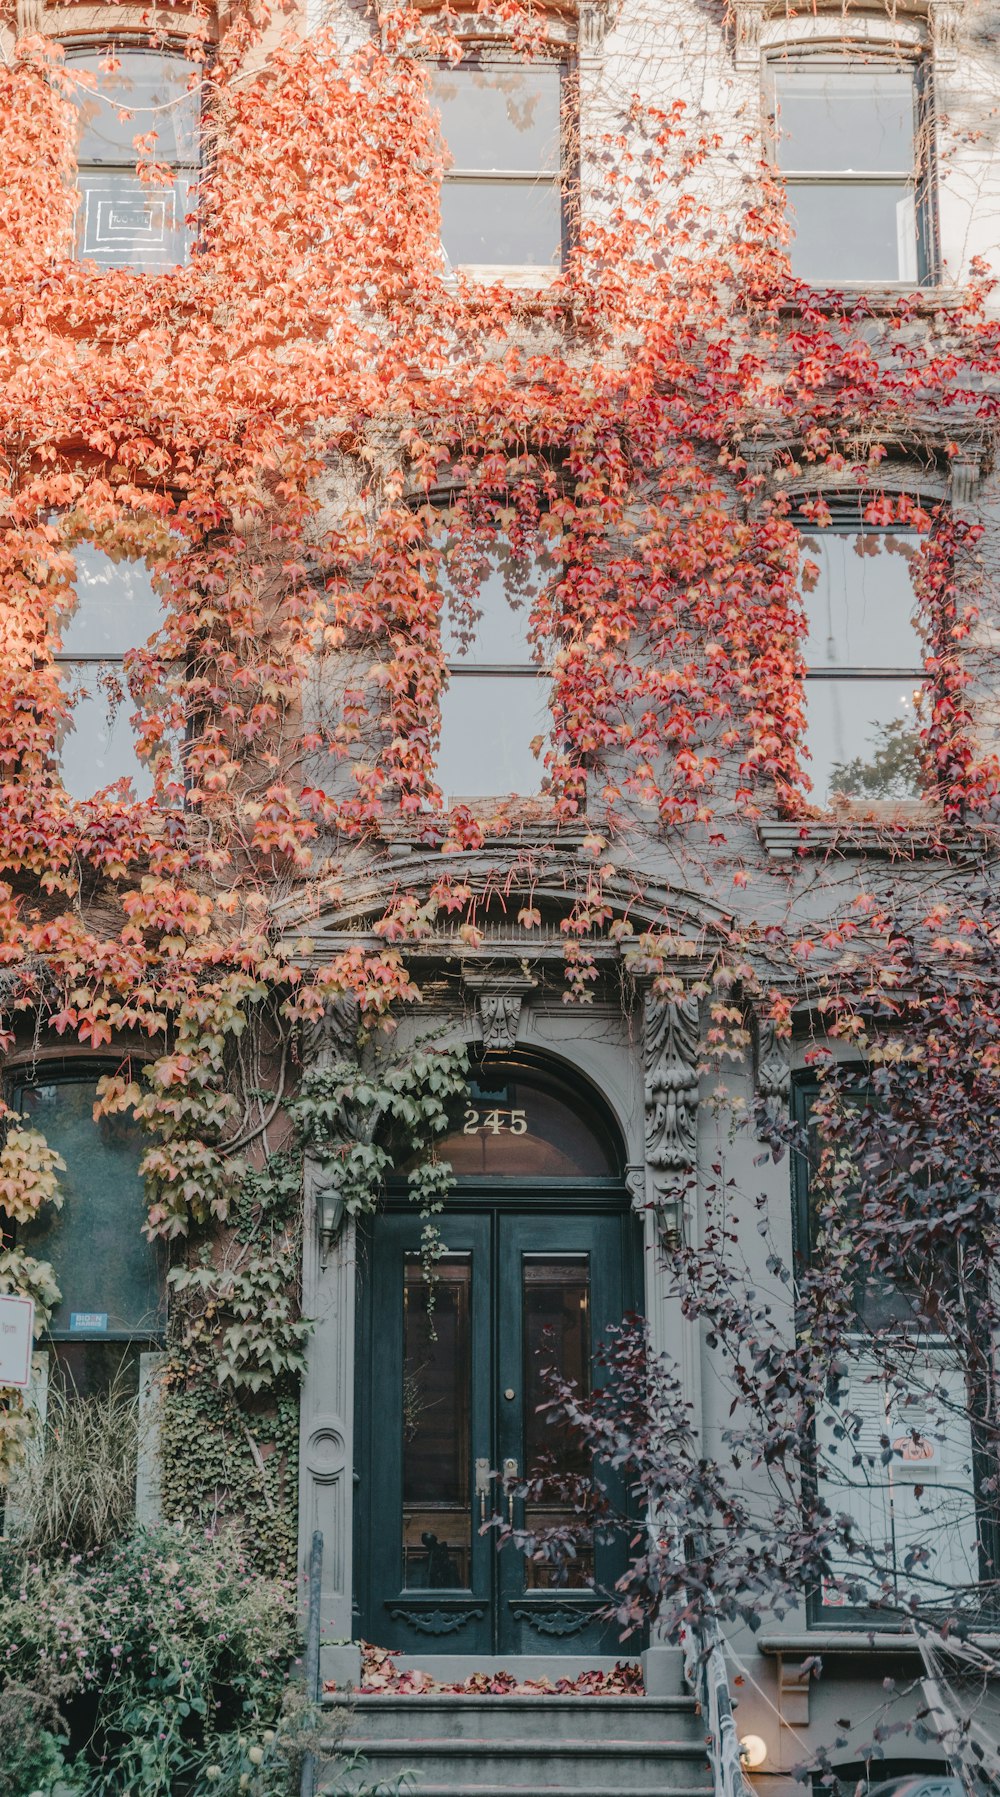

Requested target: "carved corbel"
[
  {"left": 15, "top": 0, "right": 44, "bottom": 37},
  {"left": 949, "top": 449, "right": 982, "bottom": 510},
  {"left": 643, "top": 993, "right": 700, "bottom": 1228},
  {"left": 928, "top": 0, "right": 963, "bottom": 71},
  {"left": 577, "top": 0, "right": 617, "bottom": 56},
  {"left": 731, "top": 0, "right": 768, "bottom": 73},
  {"left": 479, "top": 993, "right": 522, "bottom": 1052},
  {"left": 754, "top": 1016, "right": 791, "bottom": 1137}
]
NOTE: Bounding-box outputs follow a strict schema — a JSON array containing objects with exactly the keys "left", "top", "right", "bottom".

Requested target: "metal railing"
[
  {"left": 683, "top": 1598, "right": 757, "bottom": 1797},
  {"left": 299, "top": 1529, "right": 324, "bottom": 1797}
]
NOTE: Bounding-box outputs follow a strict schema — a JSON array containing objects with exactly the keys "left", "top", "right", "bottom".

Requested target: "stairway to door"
[{"left": 321, "top": 1690, "right": 714, "bottom": 1795}]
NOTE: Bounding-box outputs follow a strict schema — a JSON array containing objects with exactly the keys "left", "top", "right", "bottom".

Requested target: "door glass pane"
[
  {"left": 774, "top": 71, "right": 915, "bottom": 172},
  {"left": 805, "top": 676, "right": 924, "bottom": 804},
  {"left": 431, "top": 1067, "right": 619, "bottom": 1179},
  {"left": 15, "top": 1077, "right": 165, "bottom": 1337},
  {"left": 403, "top": 1255, "right": 472, "bottom": 1589},
  {"left": 786, "top": 183, "right": 917, "bottom": 283},
  {"left": 440, "top": 181, "right": 562, "bottom": 268},
  {"left": 800, "top": 529, "right": 922, "bottom": 670},
  {"left": 522, "top": 1254, "right": 593, "bottom": 1588},
  {"left": 430, "top": 65, "right": 562, "bottom": 172}
]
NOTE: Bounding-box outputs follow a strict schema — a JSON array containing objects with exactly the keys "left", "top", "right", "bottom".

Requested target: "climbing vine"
[{"left": 0, "top": 0, "right": 998, "bottom": 1529}]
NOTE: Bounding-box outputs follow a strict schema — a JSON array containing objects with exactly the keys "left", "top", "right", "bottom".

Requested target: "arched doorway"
[{"left": 355, "top": 1055, "right": 641, "bottom": 1657}]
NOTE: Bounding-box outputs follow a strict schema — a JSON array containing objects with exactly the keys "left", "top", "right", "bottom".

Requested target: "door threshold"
[{"left": 389, "top": 1654, "right": 641, "bottom": 1679}]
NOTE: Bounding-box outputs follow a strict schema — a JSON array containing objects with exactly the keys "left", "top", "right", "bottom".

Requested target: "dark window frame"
[{"left": 791, "top": 1071, "right": 999, "bottom": 1629}]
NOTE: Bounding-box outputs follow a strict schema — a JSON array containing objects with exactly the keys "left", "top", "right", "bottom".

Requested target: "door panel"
[
  {"left": 366, "top": 1213, "right": 493, "bottom": 1653},
  {"left": 360, "top": 1204, "right": 635, "bottom": 1656},
  {"left": 497, "top": 1213, "right": 629, "bottom": 1655}
]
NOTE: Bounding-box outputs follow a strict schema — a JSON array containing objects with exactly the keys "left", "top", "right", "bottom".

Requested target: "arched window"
[
  {"left": 429, "top": 1058, "right": 622, "bottom": 1179},
  {"left": 65, "top": 48, "right": 202, "bottom": 270},
  {"left": 9, "top": 1063, "right": 166, "bottom": 1391},
  {"left": 55, "top": 543, "right": 162, "bottom": 799},
  {"left": 437, "top": 551, "right": 552, "bottom": 804}
]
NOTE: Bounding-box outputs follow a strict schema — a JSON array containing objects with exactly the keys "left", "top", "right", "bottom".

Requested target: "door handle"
[
  {"left": 475, "top": 1457, "right": 491, "bottom": 1525},
  {"left": 503, "top": 1456, "right": 519, "bottom": 1527}
]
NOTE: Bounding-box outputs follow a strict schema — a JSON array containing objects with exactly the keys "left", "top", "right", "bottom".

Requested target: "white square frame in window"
[
  {"left": 436, "top": 551, "right": 553, "bottom": 806},
  {"left": 64, "top": 46, "right": 202, "bottom": 272},
  {"left": 796, "top": 500, "right": 931, "bottom": 808},
  {"left": 429, "top": 59, "right": 567, "bottom": 275},
  {"left": 765, "top": 52, "right": 937, "bottom": 288}
]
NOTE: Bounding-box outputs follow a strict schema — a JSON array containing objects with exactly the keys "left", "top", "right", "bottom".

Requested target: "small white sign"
[{"left": 0, "top": 1295, "right": 36, "bottom": 1389}]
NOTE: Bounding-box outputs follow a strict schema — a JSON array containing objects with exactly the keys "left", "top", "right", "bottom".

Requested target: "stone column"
[{"left": 296, "top": 999, "right": 362, "bottom": 1686}]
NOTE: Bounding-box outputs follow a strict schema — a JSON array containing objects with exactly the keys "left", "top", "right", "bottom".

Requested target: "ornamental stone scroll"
[{"left": 642, "top": 992, "right": 701, "bottom": 1213}]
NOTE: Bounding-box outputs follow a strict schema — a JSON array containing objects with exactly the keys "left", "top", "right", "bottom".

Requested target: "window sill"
[
  {"left": 777, "top": 282, "right": 967, "bottom": 316},
  {"left": 757, "top": 1628, "right": 1000, "bottom": 1657},
  {"left": 444, "top": 265, "right": 561, "bottom": 294},
  {"left": 758, "top": 810, "right": 984, "bottom": 859}
]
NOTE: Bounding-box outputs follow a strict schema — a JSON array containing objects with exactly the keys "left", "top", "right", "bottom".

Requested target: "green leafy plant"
[{"left": 4, "top": 1369, "right": 141, "bottom": 1557}]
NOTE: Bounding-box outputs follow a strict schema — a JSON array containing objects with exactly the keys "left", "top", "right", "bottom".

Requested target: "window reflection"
[
  {"left": 402, "top": 1256, "right": 472, "bottom": 1589},
  {"left": 54, "top": 545, "right": 161, "bottom": 799},
  {"left": 66, "top": 49, "right": 201, "bottom": 271},
  {"left": 437, "top": 552, "right": 551, "bottom": 803},
  {"left": 522, "top": 1254, "right": 594, "bottom": 1589},
  {"left": 799, "top": 524, "right": 926, "bottom": 805},
  {"left": 430, "top": 63, "right": 563, "bottom": 268},
  {"left": 772, "top": 68, "right": 924, "bottom": 284}
]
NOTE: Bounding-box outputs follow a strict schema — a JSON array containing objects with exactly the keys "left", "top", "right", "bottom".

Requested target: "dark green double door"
[{"left": 359, "top": 1204, "right": 635, "bottom": 1657}]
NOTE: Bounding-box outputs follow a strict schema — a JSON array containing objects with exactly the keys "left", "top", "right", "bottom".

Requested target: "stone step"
[
  {"left": 323, "top": 1735, "right": 713, "bottom": 1793},
  {"left": 327, "top": 1692, "right": 701, "bottom": 1745},
  {"left": 324, "top": 1787, "right": 713, "bottom": 1797}
]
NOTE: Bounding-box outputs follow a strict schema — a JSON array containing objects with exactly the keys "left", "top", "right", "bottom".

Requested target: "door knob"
[{"left": 502, "top": 1457, "right": 518, "bottom": 1527}]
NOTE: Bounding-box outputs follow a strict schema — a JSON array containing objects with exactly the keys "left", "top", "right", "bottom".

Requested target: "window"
[
  {"left": 793, "top": 1078, "right": 988, "bottom": 1622},
  {"left": 798, "top": 506, "right": 926, "bottom": 806},
  {"left": 66, "top": 48, "right": 201, "bottom": 270},
  {"left": 11, "top": 1067, "right": 166, "bottom": 1345},
  {"left": 437, "top": 551, "right": 551, "bottom": 803},
  {"left": 769, "top": 62, "right": 930, "bottom": 284},
  {"left": 55, "top": 544, "right": 162, "bottom": 799},
  {"left": 429, "top": 62, "right": 564, "bottom": 269}
]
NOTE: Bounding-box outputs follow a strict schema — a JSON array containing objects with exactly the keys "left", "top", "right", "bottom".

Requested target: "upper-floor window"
[
  {"left": 798, "top": 506, "right": 926, "bottom": 806},
  {"left": 437, "top": 552, "right": 551, "bottom": 803},
  {"left": 429, "top": 62, "right": 564, "bottom": 270},
  {"left": 769, "top": 62, "right": 930, "bottom": 285},
  {"left": 56, "top": 544, "right": 162, "bottom": 799},
  {"left": 66, "top": 48, "right": 201, "bottom": 271}
]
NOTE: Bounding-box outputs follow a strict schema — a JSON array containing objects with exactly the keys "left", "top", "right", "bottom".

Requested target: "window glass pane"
[
  {"left": 786, "top": 182, "right": 917, "bottom": 283},
  {"left": 15, "top": 1077, "right": 165, "bottom": 1338},
  {"left": 815, "top": 1351, "right": 980, "bottom": 1613},
  {"left": 441, "top": 180, "right": 562, "bottom": 268},
  {"left": 60, "top": 547, "right": 161, "bottom": 656},
  {"left": 55, "top": 666, "right": 154, "bottom": 799},
  {"left": 800, "top": 530, "right": 923, "bottom": 669},
  {"left": 430, "top": 65, "right": 561, "bottom": 172},
  {"left": 523, "top": 1254, "right": 593, "bottom": 1589},
  {"left": 438, "top": 673, "right": 549, "bottom": 800},
  {"left": 68, "top": 51, "right": 200, "bottom": 164},
  {"left": 76, "top": 172, "right": 194, "bottom": 270},
  {"left": 431, "top": 1067, "right": 619, "bottom": 1179},
  {"left": 442, "top": 554, "right": 541, "bottom": 665},
  {"left": 774, "top": 71, "right": 914, "bottom": 172},
  {"left": 403, "top": 1256, "right": 472, "bottom": 1589},
  {"left": 805, "top": 676, "right": 924, "bottom": 804}
]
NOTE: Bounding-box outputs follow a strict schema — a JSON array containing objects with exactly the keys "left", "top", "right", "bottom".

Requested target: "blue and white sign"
[{"left": 69, "top": 1312, "right": 109, "bottom": 1334}]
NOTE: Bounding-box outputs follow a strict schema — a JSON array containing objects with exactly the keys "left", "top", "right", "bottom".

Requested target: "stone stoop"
[{"left": 319, "top": 1692, "right": 714, "bottom": 1795}]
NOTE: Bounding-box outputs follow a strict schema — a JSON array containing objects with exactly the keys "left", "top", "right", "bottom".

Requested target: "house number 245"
[{"left": 463, "top": 1107, "right": 528, "bottom": 1135}]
